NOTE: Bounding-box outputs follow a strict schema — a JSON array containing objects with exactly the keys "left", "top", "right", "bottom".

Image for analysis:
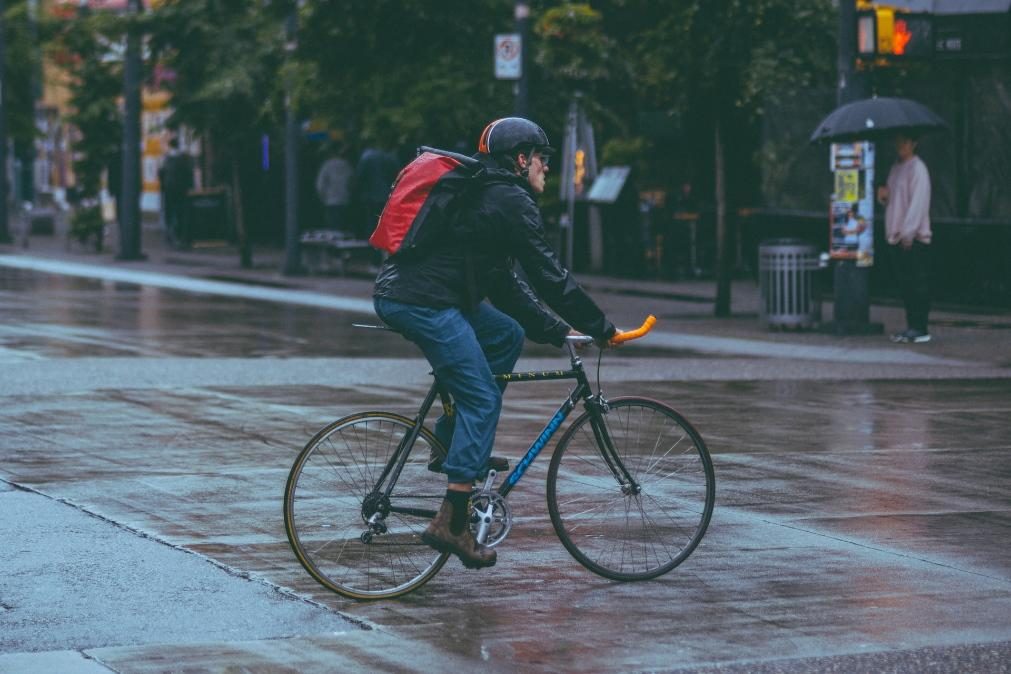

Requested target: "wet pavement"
[{"left": 1, "top": 237, "right": 1011, "bottom": 672}]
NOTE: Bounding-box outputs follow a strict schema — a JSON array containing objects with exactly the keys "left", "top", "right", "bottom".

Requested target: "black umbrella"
[{"left": 809, "top": 96, "right": 948, "bottom": 144}]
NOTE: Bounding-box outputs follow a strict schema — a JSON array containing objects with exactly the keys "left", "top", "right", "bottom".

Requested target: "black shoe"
[{"left": 427, "top": 453, "right": 509, "bottom": 474}]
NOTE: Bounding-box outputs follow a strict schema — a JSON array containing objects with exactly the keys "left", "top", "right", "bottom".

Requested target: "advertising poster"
[{"left": 829, "top": 142, "right": 875, "bottom": 267}]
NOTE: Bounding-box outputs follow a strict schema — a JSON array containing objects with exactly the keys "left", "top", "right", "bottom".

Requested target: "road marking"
[
  {"left": 0, "top": 254, "right": 980, "bottom": 367},
  {"left": 647, "top": 332, "right": 972, "bottom": 367},
  {"left": 0, "top": 255, "right": 375, "bottom": 314}
]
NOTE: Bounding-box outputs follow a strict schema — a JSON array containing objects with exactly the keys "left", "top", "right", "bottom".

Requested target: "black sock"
[{"left": 445, "top": 490, "right": 470, "bottom": 535}]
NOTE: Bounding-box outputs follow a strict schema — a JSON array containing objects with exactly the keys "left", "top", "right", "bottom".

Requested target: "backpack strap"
[{"left": 417, "top": 146, "right": 482, "bottom": 171}]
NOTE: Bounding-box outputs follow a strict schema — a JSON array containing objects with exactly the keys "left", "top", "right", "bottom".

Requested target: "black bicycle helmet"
[{"left": 477, "top": 117, "right": 555, "bottom": 157}]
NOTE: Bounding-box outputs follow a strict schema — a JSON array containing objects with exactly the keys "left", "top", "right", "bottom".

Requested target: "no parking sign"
[{"left": 494, "top": 33, "right": 522, "bottom": 80}]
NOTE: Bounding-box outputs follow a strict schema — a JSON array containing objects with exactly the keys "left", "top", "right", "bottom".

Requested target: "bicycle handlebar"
[{"left": 609, "top": 315, "right": 657, "bottom": 345}]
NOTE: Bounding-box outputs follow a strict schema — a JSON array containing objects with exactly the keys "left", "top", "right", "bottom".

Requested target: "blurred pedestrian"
[
  {"left": 314, "top": 143, "right": 354, "bottom": 237},
  {"left": 877, "top": 132, "right": 932, "bottom": 344},
  {"left": 354, "top": 143, "right": 399, "bottom": 240},
  {"left": 159, "top": 138, "right": 194, "bottom": 249},
  {"left": 670, "top": 180, "right": 699, "bottom": 278}
]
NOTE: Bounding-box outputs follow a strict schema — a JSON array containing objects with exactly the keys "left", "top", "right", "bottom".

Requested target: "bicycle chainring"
[{"left": 469, "top": 490, "right": 512, "bottom": 547}]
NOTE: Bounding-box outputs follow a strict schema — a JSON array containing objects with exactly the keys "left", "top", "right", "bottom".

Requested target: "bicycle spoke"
[
  {"left": 285, "top": 413, "right": 448, "bottom": 599},
  {"left": 548, "top": 398, "right": 714, "bottom": 581}
]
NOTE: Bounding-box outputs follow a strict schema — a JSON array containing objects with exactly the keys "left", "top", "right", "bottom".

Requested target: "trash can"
[
  {"left": 186, "top": 188, "right": 231, "bottom": 242},
  {"left": 758, "top": 238, "right": 821, "bottom": 330}
]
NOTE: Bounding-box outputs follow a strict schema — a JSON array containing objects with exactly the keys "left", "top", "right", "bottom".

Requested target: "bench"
[{"left": 300, "top": 230, "right": 373, "bottom": 275}]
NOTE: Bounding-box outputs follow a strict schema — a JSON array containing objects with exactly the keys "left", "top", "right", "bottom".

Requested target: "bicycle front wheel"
[
  {"left": 284, "top": 412, "right": 449, "bottom": 600},
  {"left": 547, "top": 397, "right": 715, "bottom": 581}
]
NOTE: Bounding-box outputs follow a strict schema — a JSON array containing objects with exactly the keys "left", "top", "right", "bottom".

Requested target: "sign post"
[
  {"left": 558, "top": 94, "right": 597, "bottom": 271},
  {"left": 0, "top": 0, "right": 9, "bottom": 244}
]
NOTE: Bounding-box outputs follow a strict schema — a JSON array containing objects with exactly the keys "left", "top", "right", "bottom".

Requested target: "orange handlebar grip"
[{"left": 609, "top": 315, "right": 657, "bottom": 345}]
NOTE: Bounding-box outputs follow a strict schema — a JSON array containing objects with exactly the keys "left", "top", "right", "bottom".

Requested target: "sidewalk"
[{"left": 2, "top": 220, "right": 1008, "bottom": 375}]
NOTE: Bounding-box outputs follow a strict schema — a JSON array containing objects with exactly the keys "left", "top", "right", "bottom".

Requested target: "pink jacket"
[{"left": 885, "top": 155, "right": 932, "bottom": 246}]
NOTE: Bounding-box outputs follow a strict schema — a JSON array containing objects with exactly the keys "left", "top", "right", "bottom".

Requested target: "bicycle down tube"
[{"left": 383, "top": 366, "right": 585, "bottom": 514}]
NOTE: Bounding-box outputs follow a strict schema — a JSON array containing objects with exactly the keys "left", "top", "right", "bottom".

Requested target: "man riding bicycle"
[{"left": 373, "top": 117, "right": 616, "bottom": 569}]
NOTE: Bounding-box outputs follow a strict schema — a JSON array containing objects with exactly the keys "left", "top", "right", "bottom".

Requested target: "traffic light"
[
  {"left": 856, "top": 5, "right": 933, "bottom": 60},
  {"left": 893, "top": 12, "right": 932, "bottom": 57}
]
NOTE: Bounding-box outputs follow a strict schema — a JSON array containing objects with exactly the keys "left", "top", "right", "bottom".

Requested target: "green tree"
[
  {"left": 3, "top": 0, "right": 42, "bottom": 149},
  {"left": 626, "top": 0, "right": 836, "bottom": 314},
  {"left": 296, "top": 0, "right": 515, "bottom": 151},
  {"left": 48, "top": 10, "right": 123, "bottom": 201},
  {"left": 45, "top": 7, "right": 125, "bottom": 249},
  {"left": 148, "top": 0, "right": 285, "bottom": 267}
]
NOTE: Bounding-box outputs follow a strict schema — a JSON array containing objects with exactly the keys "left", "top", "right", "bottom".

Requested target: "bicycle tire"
[
  {"left": 284, "top": 411, "right": 449, "bottom": 600},
  {"left": 546, "top": 397, "right": 715, "bottom": 581}
]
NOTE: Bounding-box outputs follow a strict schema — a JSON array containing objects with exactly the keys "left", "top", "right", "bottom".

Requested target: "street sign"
[
  {"left": 587, "top": 166, "right": 630, "bottom": 204},
  {"left": 494, "top": 33, "right": 522, "bottom": 80}
]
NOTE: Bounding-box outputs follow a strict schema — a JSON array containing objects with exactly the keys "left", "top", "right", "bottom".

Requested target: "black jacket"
[{"left": 373, "top": 154, "right": 615, "bottom": 346}]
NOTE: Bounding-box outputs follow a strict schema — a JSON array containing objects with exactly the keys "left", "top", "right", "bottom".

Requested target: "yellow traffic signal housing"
[{"left": 877, "top": 7, "right": 896, "bottom": 54}]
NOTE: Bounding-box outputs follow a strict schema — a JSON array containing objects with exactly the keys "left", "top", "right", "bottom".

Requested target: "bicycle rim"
[
  {"left": 284, "top": 412, "right": 449, "bottom": 600},
  {"left": 547, "top": 397, "right": 715, "bottom": 581}
]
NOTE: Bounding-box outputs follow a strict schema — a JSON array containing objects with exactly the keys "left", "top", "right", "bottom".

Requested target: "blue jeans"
[{"left": 373, "top": 297, "right": 525, "bottom": 483}]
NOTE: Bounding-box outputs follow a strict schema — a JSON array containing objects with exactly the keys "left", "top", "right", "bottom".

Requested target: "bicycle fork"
[{"left": 585, "top": 396, "right": 642, "bottom": 495}]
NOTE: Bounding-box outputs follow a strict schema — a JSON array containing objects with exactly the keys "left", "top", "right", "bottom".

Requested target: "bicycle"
[{"left": 283, "top": 315, "right": 715, "bottom": 600}]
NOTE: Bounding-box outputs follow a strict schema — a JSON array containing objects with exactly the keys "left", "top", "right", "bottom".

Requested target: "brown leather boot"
[{"left": 421, "top": 499, "right": 497, "bottom": 569}]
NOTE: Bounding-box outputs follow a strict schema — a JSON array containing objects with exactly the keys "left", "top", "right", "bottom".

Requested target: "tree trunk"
[
  {"left": 714, "top": 118, "right": 731, "bottom": 317},
  {"left": 231, "top": 155, "right": 252, "bottom": 269}
]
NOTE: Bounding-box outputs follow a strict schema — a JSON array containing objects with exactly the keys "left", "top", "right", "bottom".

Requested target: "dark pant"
[
  {"left": 890, "top": 241, "right": 931, "bottom": 333},
  {"left": 164, "top": 195, "right": 188, "bottom": 248},
  {"left": 373, "top": 297, "right": 525, "bottom": 483},
  {"left": 323, "top": 204, "right": 351, "bottom": 235}
]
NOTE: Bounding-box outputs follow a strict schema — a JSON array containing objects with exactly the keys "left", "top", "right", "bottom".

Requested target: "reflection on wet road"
[
  {"left": 0, "top": 267, "right": 422, "bottom": 359},
  {"left": 2, "top": 373, "right": 1009, "bottom": 669},
  {"left": 2, "top": 264, "right": 1010, "bottom": 670}
]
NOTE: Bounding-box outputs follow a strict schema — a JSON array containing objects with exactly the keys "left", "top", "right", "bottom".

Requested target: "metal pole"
[
  {"left": 564, "top": 97, "right": 578, "bottom": 271},
  {"left": 282, "top": 5, "right": 302, "bottom": 275},
  {"left": 117, "top": 0, "right": 143, "bottom": 260},
  {"left": 514, "top": 0, "right": 529, "bottom": 118},
  {"left": 0, "top": 0, "right": 10, "bottom": 244},
  {"left": 837, "top": 0, "right": 868, "bottom": 105}
]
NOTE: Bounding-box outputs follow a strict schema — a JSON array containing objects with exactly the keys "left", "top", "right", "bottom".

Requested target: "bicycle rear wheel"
[
  {"left": 284, "top": 412, "right": 449, "bottom": 600},
  {"left": 546, "top": 397, "right": 715, "bottom": 581}
]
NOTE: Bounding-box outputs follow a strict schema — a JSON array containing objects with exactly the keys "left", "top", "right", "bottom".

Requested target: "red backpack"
[{"left": 369, "top": 147, "right": 486, "bottom": 258}]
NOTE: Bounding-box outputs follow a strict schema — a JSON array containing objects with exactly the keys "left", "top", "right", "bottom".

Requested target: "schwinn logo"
[
  {"left": 507, "top": 409, "right": 566, "bottom": 486},
  {"left": 498, "top": 371, "right": 566, "bottom": 382}
]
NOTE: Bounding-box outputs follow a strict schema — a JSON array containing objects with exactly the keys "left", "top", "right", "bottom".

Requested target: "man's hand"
[
  {"left": 877, "top": 185, "right": 889, "bottom": 205},
  {"left": 567, "top": 328, "right": 615, "bottom": 350},
  {"left": 601, "top": 331, "right": 621, "bottom": 349},
  {"left": 568, "top": 328, "right": 591, "bottom": 350}
]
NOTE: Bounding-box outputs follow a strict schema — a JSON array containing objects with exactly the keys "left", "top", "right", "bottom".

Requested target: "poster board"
[{"left": 829, "top": 142, "right": 875, "bottom": 267}]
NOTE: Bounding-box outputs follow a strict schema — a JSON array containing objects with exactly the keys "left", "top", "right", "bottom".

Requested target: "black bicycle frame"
[{"left": 378, "top": 347, "right": 639, "bottom": 518}]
